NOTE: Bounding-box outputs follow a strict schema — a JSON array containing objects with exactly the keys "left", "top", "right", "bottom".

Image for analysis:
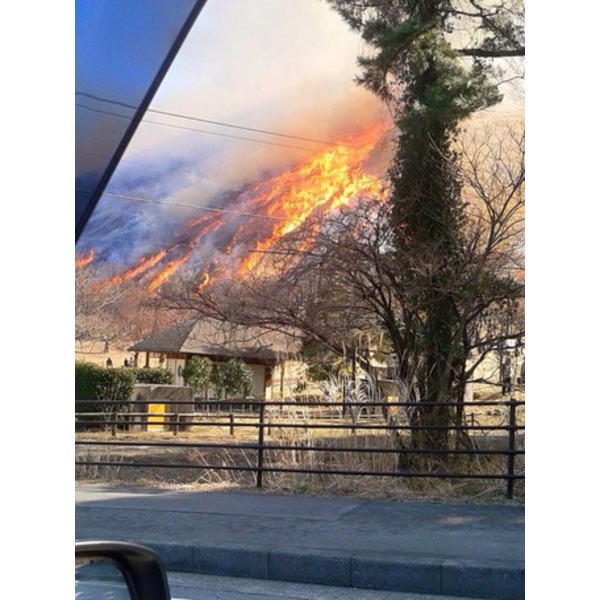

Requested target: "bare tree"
[
  {"left": 76, "top": 263, "right": 179, "bottom": 345},
  {"left": 159, "top": 118, "right": 524, "bottom": 451}
]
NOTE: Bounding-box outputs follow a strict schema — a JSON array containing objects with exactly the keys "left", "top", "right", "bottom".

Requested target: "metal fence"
[{"left": 75, "top": 398, "right": 524, "bottom": 499}]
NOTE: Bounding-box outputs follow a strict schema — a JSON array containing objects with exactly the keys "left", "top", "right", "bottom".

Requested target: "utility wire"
[
  {"left": 75, "top": 91, "right": 359, "bottom": 148},
  {"left": 76, "top": 103, "right": 327, "bottom": 153},
  {"left": 76, "top": 188, "right": 287, "bottom": 221},
  {"left": 148, "top": 107, "right": 360, "bottom": 148},
  {"left": 142, "top": 116, "right": 323, "bottom": 152}
]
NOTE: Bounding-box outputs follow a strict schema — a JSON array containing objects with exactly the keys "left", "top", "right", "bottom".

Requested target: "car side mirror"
[{"left": 75, "top": 541, "right": 171, "bottom": 600}]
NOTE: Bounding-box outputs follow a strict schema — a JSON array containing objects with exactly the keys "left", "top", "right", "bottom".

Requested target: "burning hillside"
[{"left": 76, "top": 121, "right": 392, "bottom": 292}]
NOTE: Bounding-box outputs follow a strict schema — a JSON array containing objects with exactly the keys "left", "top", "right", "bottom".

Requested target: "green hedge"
[
  {"left": 133, "top": 367, "right": 174, "bottom": 385},
  {"left": 76, "top": 363, "right": 175, "bottom": 415},
  {"left": 75, "top": 362, "right": 135, "bottom": 413},
  {"left": 75, "top": 362, "right": 99, "bottom": 409}
]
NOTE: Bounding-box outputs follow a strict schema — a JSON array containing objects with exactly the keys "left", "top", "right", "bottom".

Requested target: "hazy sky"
[
  {"left": 117, "top": 0, "right": 522, "bottom": 175},
  {"left": 125, "top": 0, "right": 384, "bottom": 161}
]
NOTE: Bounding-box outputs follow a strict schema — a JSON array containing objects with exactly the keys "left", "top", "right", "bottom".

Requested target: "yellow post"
[{"left": 148, "top": 403, "right": 166, "bottom": 431}]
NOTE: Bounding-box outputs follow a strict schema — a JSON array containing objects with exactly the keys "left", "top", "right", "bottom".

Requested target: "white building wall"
[
  {"left": 271, "top": 360, "right": 305, "bottom": 399},
  {"left": 248, "top": 364, "right": 266, "bottom": 399}
]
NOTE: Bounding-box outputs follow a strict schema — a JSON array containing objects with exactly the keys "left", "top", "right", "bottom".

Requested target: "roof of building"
[{"left": 129, "top": 319, "right": 301, "bottom": 363}]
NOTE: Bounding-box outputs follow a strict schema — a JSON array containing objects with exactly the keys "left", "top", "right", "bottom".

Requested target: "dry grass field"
[
  {"left": 75, "top": 339, "right": 136, "bottom": 368},
  {"left": 75, "top": 398, "right": 525, "bottom": 503}
]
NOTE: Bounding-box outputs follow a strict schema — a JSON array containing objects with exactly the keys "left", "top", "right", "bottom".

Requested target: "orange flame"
[
  {"left": 143, "top": 215, "right": 228, "bottom": 291},
  {"left": 75, "top": 249, "right": 95, "bottom": 269},
  {"left": 88, "top": 121, "right": 389, "bottom": 292},
  {"left": 96, "top": 250, "right": 168, "bottom": 289},
  {"left": 147, "top": 255, "right": 190, "bottom": 292},
  {"left": 236, "top": 125, "right": 386, "bottom": 275}
]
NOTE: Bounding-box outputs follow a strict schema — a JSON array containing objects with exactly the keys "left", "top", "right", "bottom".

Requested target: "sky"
[
  {"left": 122, "top": 0, "right": 523, "bottom": 166},
  {"left": 127, "top": 0, "right": 383, "bottom": 157},
  {"left": 77, "top": 0, "right": 390, "bottom": 264}
]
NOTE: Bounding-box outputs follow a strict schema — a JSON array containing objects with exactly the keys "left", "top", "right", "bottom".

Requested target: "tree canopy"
[{"left": 321, "top": 0, "right": 524, "bottom": 448}]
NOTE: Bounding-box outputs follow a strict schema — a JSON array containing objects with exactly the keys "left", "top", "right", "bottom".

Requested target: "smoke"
[
  {"left": 76, "top": 0, "right": 389, "bottom": 268},
  {"left": 206, "top": 86, "right": 386, "bottom": 190}
]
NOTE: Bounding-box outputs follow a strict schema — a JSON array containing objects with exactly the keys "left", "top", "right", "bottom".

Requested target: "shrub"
[
  {"left": 75, "top": 361, "right": 135, "bottom": 414},
  {"left": 182, "top": 356, "right": 212, "bottom": 395},
  {"left": 133, "top": 367, "right": 174, "bottom": 385},
  {"left": 95, "top": 368, "right": 136, "bottom": 405},
  {"left": 75, "top": 362, "right": 103, "bottom": 413},
  {"left": 211, "top": 360, "right": 254, "bottom": 399}
]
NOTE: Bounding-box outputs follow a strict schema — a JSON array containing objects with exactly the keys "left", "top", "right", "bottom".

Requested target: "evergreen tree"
[{"left": 327, "top": 0, "right": 524, "bottom": 448}]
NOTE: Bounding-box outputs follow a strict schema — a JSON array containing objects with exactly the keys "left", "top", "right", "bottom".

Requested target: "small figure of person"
[
  {"left": 106, "top": 357, "right": 113, "bottom": 368},
  {"left": 123, "top": 358, "right": 130, "bottom": 367},
  {"left": 103, "top": 338, "right": 110, "bottom": 353}
]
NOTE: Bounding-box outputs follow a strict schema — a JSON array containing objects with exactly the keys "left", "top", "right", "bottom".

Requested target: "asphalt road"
[
  {"left": 167, "top": 572, "right": 488, "bottom": 600},
  {"left": 76, "top": 486, "right": 524, "bottom": 599}
]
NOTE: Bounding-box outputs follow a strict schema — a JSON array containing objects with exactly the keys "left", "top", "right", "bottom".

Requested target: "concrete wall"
[{"left": 131, "top": 384, "right": 194, "bottom": 431}]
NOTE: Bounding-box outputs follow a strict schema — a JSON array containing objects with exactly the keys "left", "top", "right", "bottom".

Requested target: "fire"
[
  {"left": 236, "top": 125, "right": 386, "bottom": 275},
  {"left": 197, "top": 272, "right": 211, "bottom": 291},
  {"left": 90, "top": 121, "right": 390, "bottom": 292},
  {"left": 147, "top": 255, "right": 190, "bottom": 292},
  {"left": 75, "top": 249, "right": 95, "bottom": 269},
  {"left": 96, "top": 250, "right": 168, "bottom": 289}
]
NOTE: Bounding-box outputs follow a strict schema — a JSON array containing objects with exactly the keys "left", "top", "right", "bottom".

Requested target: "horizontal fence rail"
[{"left": 75, "top": 398, "right": 525, "bottom": 499}]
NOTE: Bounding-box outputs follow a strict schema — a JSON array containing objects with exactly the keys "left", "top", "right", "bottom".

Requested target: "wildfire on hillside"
[{"left": 76, "top": 121, "right": 391, "bottom": 292}]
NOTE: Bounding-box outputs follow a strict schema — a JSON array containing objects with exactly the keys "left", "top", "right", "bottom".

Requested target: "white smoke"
[{"left": 78, "top": 0, "right": 387, "bottom": 266}]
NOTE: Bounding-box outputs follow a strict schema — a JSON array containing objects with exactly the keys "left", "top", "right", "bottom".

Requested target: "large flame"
[
  {"left": 95, "top": 250, "right": 168, "bottom": 289},
  {"left": 236, "top": 125, "right": 386, "bottom": 275},
  {"left": 88, "top": 121, "right": 389, "bottom": 291}
]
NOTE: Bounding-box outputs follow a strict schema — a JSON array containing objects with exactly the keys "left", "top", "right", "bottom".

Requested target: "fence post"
[
  {"left": 229, "top": 413, "right": 234, "bottom": 436},
  {"left": 506, "top": 399, "right": 516, "bottom": 500},
  {"left": 256, "top": 402, "right": 265, "bottom": 488}
]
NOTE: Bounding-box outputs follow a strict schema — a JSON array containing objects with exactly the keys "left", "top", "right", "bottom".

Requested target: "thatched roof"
[{"left": 129, "top": 319, "right": 301, "bottom": 363}]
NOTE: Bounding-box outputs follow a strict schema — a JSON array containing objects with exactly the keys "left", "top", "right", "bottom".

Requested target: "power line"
[
  {"left": 141, "top": 116, "right": 323, "bottom": 152},
  {"left": 76, "top": 103, "right": 325, "bottom": 153},
  {"left": 148, "top": 108, "right": 360, "bottom": 148},
  {"left": 75, "top": 91, "right": 359, "bottom": 148},
  {"left": 76, "top": 188, "right": 287, "bottom": 221}
]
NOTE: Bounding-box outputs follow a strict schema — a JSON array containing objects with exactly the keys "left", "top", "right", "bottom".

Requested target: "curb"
[{"left": 146, "top": 542, "right": 525, "bottom": 600}]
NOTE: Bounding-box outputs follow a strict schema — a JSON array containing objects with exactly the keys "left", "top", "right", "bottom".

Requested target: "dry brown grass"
[{"left": 76, "top": 402, "right": 524, "bottom": 503}]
